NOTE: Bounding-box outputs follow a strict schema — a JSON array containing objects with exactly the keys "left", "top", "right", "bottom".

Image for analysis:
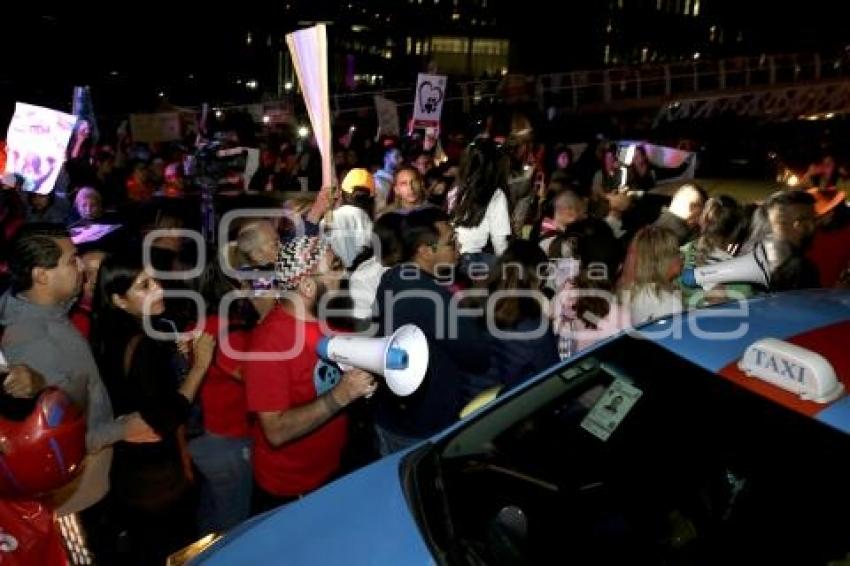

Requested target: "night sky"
[{"left": 1, "top": 4, "right": 847, "bottom": 125}]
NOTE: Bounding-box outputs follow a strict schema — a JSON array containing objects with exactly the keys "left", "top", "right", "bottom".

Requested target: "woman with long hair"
[
  {"left": 90, "top": 249, "right": 214, "bottom": 565},
  {"left": 681, "top": 195, "right": 752, "bottom": 307},
  {"left": 618, "top": 226, "right": 684, "bottom": 324},
  {"left": 740, "top": 202, "right": 771, "bottom": 255},
  {"left": 452, "top": 139, "right": 513, "bottom": 274},
  {"left": 551, "top": 220, "right": 629, "bottom": 359},
  {"left": 625, "top": 145, "right": 655, "bottom": 193}
]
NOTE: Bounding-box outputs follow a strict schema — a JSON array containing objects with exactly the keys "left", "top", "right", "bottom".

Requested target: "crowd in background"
[{"left": 1, "top": 110, "right": 850, "bottom": 565}]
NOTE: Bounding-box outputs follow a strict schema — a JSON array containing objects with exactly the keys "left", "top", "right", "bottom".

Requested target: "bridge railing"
[
  {"left": 535, "top": 52, "right": 849, "bottom": 111},
  {"left": 250, "top": 51, "right": 850, "bottom": 119}
]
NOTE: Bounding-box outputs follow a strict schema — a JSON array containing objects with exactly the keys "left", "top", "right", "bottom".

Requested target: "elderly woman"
[{"left": 71, "top": 186, "right": 103, "bottom": 225}]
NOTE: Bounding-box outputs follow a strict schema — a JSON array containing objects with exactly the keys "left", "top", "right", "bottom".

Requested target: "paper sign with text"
[{"left": 4, "top": 103, "right": 77, "bottom": 194}]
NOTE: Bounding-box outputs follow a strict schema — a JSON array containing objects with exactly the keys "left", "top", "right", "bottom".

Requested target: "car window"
[{"left": 413, "top": 336, "right": 850, "bottom": 565}]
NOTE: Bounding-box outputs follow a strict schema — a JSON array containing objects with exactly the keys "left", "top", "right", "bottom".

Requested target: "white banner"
[
  {"left": 618, "top": 141, "right": 697, "bottom": 183},
  {"left": 374, "top": 95, "right": 400, "bottom": 139},
  {"left": 286, "top": 24, "right": 334, "bottom": 189},
  {"left": 216, "top": 147, "right": 261, "bottom": 190},
  {"left": 4, "top": 102, "right": 77, "bottom": 194},
  {"left": 130, "top": 112, "right": 181, "bottom": 143},
  {"left": 412, "top": 73, "right": 447, "bottom": 127}
]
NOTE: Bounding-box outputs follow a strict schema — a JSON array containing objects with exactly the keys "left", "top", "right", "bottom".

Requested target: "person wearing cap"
[
  {"left": 322, "top": 168, "right": 375, "bottom": 270},
  {"left": 243, "top": 236, "right": 377, "bottom": 512},
  {"left": 806, "top": 187, "right": 850, "bottom": 287}
]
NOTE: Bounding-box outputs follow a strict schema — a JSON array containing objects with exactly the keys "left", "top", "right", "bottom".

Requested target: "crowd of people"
[{"left": 1, "top": 114, "right": 850, "bottom": 565}]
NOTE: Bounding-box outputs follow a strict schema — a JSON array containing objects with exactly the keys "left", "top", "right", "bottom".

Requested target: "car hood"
[{"left": 192, "top": 450, "right": 434, "bottom": 565}]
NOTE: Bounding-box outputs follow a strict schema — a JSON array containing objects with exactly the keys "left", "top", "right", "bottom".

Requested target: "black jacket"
[
  {"left": 485, "top": 317, "right": 560, "bottom": 392},
  {"left": 374, "top": 264, "right": 490, "bottom": 438}
]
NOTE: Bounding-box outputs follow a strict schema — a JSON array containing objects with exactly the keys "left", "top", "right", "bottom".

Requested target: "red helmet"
[{"left": 0, "top": 387, "right": 86, "bottom": 499}]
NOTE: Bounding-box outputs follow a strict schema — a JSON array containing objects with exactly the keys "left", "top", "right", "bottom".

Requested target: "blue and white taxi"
[{"left": 186, "top": 290, "right": 850, "bottom": 565}]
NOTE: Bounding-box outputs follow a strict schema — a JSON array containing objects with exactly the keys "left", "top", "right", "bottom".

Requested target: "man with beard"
[
  {"left": 243, "top": 236, "right": 377, "bottom": 513},
  {"left": 764, "top": 190, "right": 820, "bottom": 291},
  {"left": 0, "top": 223, "right": 158, "bottom": 563}
]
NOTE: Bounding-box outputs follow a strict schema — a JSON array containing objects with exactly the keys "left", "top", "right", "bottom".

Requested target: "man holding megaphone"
[
  {"left": 243, "top": 236, "right": 377, "bottom": 513},
  {"left": 680, "top": 191, "right": 820, "bottom": 294},
  {"left": 372, "top": 208, "right": 491, "bottom": 456}
]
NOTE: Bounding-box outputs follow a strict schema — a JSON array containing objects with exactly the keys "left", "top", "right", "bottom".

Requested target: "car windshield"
[{"left": 404, "top": 335, "right": 850, "bottom": 565}]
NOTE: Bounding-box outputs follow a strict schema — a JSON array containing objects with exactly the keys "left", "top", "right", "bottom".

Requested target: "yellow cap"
[{"left": 341, "top": 168, "right": 376, "bottom": 194}]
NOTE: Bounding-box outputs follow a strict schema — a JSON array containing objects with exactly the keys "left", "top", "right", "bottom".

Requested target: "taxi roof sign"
[{"left": 739, "top": 338, "right": 844, "bottom": 404}]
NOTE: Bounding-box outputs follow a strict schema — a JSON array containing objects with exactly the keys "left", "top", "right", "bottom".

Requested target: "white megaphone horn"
[
  {"left": 316, "top": 324, "right": 429, "bottom": 396},
  {"left": 681, "top": 241, "right": 771, "bottom": 290}
]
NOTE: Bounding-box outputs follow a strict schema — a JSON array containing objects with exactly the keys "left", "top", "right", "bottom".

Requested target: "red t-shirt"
[
  {"left": 808, "top": 224, "right": 850, "bottom": 288},
  {"left": 197, "top": 315, "right": 251, "bottom": 438},
  {"left": 69, "top": 298, "right": 92, "bottom": 340},
  {"left": 244, "top": 306, "right": 347, "bottom": 497}
]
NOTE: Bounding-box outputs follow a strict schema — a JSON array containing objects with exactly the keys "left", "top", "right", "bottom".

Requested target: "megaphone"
[
  {"left": 316, "top": 324, "right": 429, "bottom": 396},
  {"left": 681, "top": 241, "right": 771, "bottom": 290}
]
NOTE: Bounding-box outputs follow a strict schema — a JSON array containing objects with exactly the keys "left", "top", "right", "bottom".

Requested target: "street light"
[
  {"left": 263, "top": 115, "right": 271, "bottom": 124},
  {"left": 284, "top": 81, "right": 294, "bottom": 91},
  {"left": 298, "top": 126, "right": 310, "bottom": 138}
]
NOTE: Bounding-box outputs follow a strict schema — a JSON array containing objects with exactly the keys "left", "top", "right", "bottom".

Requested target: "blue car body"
[{"left": 192, "top": 290, "right": 850, "bottom": 565}]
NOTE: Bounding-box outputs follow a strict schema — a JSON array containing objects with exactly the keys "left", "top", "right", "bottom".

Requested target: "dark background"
[{"left": 1, "top": 4, "right": 847, "bottom": 126}]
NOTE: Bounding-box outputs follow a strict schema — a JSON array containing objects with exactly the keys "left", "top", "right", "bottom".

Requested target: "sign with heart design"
[{"left": 412, "top": 73, "right": 447, "bottom": 127}]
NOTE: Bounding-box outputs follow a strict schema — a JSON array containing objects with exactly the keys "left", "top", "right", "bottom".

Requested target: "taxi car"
[{"left": 188, "top": 290, "right": 850, "bottom": 565}]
